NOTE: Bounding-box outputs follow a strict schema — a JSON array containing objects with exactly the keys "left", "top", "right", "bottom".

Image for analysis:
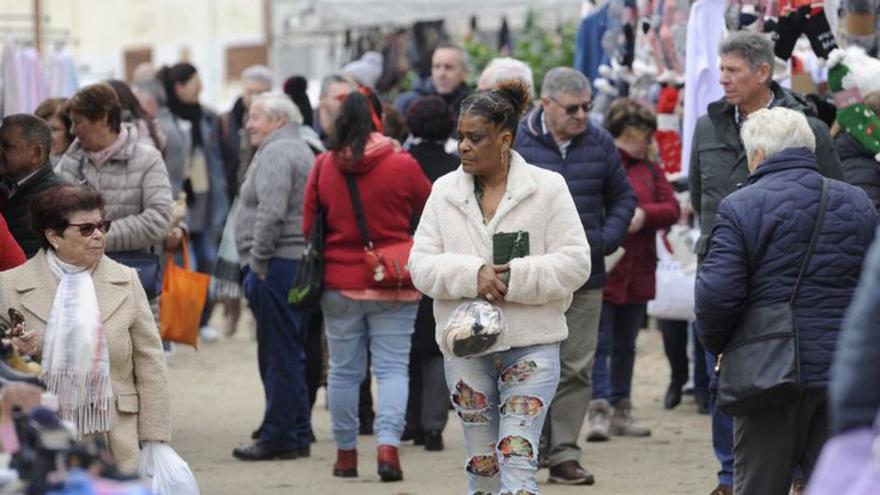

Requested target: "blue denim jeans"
[
  {"left": 592, "top": 302, "right": 646, "bottom": 405},
  {"left": 320, "top": 291, "right": 417, "bottom": 450},
  {"left": 705, "top": 349, "right": 735, "bottom": 487},
  {"left": 242, "top": 260, "right": 310, "bottom": 450},
  {"left": 446, "top": 343, "right": 561, "bottom": 495}
]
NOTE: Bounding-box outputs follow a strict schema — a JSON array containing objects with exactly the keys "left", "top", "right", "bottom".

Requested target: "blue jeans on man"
[{"left": 242, "top": 259, "right": 311, "bottom": 451}]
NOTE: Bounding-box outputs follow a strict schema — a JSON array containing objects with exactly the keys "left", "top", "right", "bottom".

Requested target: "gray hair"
[
  {"left": 434, "top": 43, "right": 470, "bottom": 73},
  {"left": 319, "top": 73, "right": 356, "bottom": 97},
  {"left": 252, "top": 92, "right": 303, "bottom": 125},
  {"left": 719, "top": 31, "right": 775, "bottom": 73},
  {"left": 242, "top": 65, "right": 274, "bottom": 86},
  {"left": 133, "top": 78, "right": 167, "bottom": 107},
  {"left": 478, "top": 57, "right": 535, "bottom": 98},
  {"left": 741, "top": 107, "right": 815, "bottom": 159},
  {"left": 541, "top": 67, "right": 591, "bottom": 98}
]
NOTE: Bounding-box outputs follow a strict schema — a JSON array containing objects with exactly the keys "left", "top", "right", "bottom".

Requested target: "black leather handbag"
[
  {"left": 288, "top": 155, "right": 326, "bottom": 310},
  {"left": 717, "top": 178, "right": 829, "bottom": 417}
]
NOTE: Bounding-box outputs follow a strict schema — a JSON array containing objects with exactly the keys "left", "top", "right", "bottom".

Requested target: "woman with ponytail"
[
  {"left": 409, "top": 80, "right": 591, "bottom": 493},
  {"left": 155, "top": 63, "right": 229, "bottom": 342},
  {"left": 301, "top": 87, "right": 431, "bottom": 482}
]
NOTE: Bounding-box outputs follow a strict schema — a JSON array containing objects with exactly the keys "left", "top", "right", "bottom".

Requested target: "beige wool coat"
[{"left": 0, "top": 250, "right": 172, "bottom": 472}]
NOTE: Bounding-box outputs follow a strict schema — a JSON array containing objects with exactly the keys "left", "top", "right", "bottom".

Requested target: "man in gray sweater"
[{"left": 232, "top": 92, "right": 315, "bottom": 461}]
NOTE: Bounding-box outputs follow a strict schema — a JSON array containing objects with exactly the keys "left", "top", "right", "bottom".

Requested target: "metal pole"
[{"left": 33, "top": 0, "right": 42, "bottom": 53}]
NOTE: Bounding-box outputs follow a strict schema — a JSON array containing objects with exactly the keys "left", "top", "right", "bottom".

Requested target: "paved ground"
[{"left": 166, "top": 309, "right": 716, "bottom": 494}]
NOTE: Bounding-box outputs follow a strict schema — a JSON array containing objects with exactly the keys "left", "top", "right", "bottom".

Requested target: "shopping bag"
[
  {"left": 159, "top": 237, "right": 210, "bottom": 348},
  {"left": 137, "top": 442, "right": 200, "bottom": 495},
  {"left": 647, "top": 227, "right": 697, "bottom": 321}
]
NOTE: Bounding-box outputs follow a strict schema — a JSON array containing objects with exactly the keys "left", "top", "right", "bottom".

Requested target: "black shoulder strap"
[
  {"left": 344, "top": 173, "right": 373, "bottom": 248},
  {"left": 790, "top": 178, "right": 829, "bottom": 303}
]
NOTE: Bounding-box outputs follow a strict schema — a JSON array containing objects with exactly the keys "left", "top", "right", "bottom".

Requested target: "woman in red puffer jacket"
[
  {"left": 302, "top": 87, "right": 431, "bottom": 482},
  {"left": 587, "top": 98, "right": 680, "bottom": 440}
]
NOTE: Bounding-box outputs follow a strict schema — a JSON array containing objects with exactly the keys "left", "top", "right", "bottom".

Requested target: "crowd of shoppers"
[{"left": 0, "top": 24, "right": 878, "bottom": 495}]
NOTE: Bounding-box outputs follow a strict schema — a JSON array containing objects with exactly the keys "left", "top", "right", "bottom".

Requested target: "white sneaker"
[
  {"left": 200, "top": 325, "right": 221, "bottom": 343},
  {"left": 586, "top": 399, "right": 611, "bottom": 442}
]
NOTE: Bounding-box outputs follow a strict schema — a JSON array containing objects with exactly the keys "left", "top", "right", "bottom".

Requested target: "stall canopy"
[{"left": 276, "top": 0, "right": 583, "bottom": 32}]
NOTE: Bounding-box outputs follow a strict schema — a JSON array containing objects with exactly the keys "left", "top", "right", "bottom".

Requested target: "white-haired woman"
[
  {"left": 695, "top": 107, "right": 878, "bottom": 494},
  {"left": 232, "top": 92, "right": 317, "bottom": 461}
]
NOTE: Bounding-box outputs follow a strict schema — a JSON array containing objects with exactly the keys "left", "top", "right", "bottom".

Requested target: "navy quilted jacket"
[
  {"left": 514, "top": 108, "right": 636, "bottom": 289},
  {"left": 695, "top": 148, "right": 878, "bottom": 386}
]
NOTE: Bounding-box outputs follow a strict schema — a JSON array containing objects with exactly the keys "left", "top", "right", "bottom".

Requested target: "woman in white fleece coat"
[{"left": 409, "top": 80, "right": 591, "bottom": 494}]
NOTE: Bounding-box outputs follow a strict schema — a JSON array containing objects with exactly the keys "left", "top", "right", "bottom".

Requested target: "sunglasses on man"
[
  {"left": 67, "top": 220, "right": 112, "bottom": 237},
  {"left": 549, "top": 96, "right": 592, "bottom": 115}
]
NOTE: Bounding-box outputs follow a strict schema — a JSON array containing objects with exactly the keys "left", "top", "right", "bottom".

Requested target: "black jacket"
[
  {"left": 1, "top": 165, "right": 63, "bottom": 258},
  {"left": 393, "top": 79, "right": 472, "bottom": 121},
  {"left": 689, "top": 82, "right": 844, "bottom": 260},
  {"left": 836, "top": 130, "right": 880, "bottom": 211}
]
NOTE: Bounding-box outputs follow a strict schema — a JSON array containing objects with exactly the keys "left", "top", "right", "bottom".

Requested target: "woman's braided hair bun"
[{"left": 494, "top": 78, "right": 530, "bottom": 119}]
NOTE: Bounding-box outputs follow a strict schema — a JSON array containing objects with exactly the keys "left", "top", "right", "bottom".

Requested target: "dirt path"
[{"left": 166, "top": 311, "right": 716, "bottom": 494}]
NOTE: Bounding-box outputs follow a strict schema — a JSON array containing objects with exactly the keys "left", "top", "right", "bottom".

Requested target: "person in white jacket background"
[{"left": 409, "top": 79, "right": 591, "bottom": 495}]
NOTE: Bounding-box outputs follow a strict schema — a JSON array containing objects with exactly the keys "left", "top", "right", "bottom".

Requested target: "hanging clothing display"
[
  {"left": 46, "top": 49, "right": 79, "bottom": 98},
  {"left": 0, "top": 41, "right": 80, "bottom": 117},
  {"left": 772, "top": 0, "right": 838, "bottom": 60},
  {"left": 656, "top": 85, "right": 683, "bottom": 175},
  {"left": 575, "top": 3, "right": 611, "bottom": 82},
  {"left": 681, "top": 0, "right": 726, "bottom": 178}
]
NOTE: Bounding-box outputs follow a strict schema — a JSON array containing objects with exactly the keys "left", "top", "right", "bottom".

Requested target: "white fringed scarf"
[{"left": 43, "top": 249, "right": 113, "bottom": 437}]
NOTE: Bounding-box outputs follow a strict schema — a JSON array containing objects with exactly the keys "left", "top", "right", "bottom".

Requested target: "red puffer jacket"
[
  {"left": 0, "top": 213, "right": 25, "bottom": 271},
  {"left": 603, "top": 149, "right": 680, "bottom": 305},
  {"left": 302, "top": 133, "right": 431, "bottom": 290}
]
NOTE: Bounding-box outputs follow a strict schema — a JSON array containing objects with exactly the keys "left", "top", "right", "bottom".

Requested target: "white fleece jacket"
[{"left": 409, "top": 150, "right": 591, "bottom": 356}]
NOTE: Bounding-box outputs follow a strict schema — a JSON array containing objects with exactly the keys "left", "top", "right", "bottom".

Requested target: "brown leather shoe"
[
  {"left": 548, "top": 460, "right": 595, "bottom": 485},
  {"left": 709, "top": 485, "right": 732, "bottom": 495}
]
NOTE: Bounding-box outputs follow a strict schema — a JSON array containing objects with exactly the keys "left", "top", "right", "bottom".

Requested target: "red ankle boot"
[
  {"left": 377, "top": 445, "right": 403, "bottom": 482},
  {"left": 333, "top": 448, "right": 357, "bottom": 477}
]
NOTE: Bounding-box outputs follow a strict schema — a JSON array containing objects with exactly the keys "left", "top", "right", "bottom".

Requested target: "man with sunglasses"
[
  {"left": 0, "top": 114, "right": 63, "bottom": 258},
  {"left": 514, "top": 67, "right": 636, "bottom": 486}
]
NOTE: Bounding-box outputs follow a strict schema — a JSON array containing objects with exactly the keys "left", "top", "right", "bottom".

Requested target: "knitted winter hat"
[
  {"left": 342, "top": 51, "right": 384, "bottom": 89},
  {"left": 827, "top": 47, "right": 880, "bottom": 161}
]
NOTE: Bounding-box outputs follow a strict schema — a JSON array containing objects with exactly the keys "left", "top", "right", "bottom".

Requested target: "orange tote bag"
[{"left": 159, "top": 237, "right": 210, "bottom": 348}]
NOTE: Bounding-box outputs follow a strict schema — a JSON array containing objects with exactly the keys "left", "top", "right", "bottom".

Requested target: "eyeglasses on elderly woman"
[{"left": 66, "top": 220, "right": 111, "bottom": 237}]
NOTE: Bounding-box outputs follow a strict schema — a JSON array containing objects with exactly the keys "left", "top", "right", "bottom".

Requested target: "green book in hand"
[{"left": 493, "top": 231, "right": 530, "bottom": 265}]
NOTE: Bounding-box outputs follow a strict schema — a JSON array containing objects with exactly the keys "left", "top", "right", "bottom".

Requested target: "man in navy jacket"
[
  {"left": 695, "top": 107, "right": 876, "bottom": 494},
  {"left": 515, "top": 67, "right": 636, "bottom": 485}
]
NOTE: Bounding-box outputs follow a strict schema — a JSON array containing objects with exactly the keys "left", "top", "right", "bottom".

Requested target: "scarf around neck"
[
  {"left": 43, "top": 249, "right": 112, "bottom": 437},
  {"left": 86, "top": 127, "right": 128, "bottom": 168}
]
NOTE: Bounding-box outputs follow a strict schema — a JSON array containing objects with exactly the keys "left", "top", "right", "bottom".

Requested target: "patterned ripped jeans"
[{"left": 445, "top": 343, "right": 561, "bottom": 495}]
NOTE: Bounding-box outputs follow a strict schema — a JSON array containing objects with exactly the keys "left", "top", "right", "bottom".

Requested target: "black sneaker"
[
  {"left": 424, "top": 430, "right": 444, "bottom": 451},
  {"left": 232, "top": 442, "right": 298, "bottom": 461}
]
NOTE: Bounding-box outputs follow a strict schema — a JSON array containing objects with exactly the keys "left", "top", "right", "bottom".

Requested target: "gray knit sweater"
[{"left": 234, "top": 123, "right": 314, "bottom": 274}]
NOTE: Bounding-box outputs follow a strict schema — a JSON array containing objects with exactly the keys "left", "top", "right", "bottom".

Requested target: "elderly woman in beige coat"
[{"left": 0, "top": 185, "right": 171, "bottom": 472}]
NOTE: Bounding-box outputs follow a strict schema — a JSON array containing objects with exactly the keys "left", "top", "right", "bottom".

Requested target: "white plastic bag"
[
  {"left": 137, "top": 442, "right": 200, "bottom": 495},
  {"left": 647, "top": 227, "right": 698, "bottom": 321},
  {"left": 442, "top": 299, "right": 506, "bottom": 357}
]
